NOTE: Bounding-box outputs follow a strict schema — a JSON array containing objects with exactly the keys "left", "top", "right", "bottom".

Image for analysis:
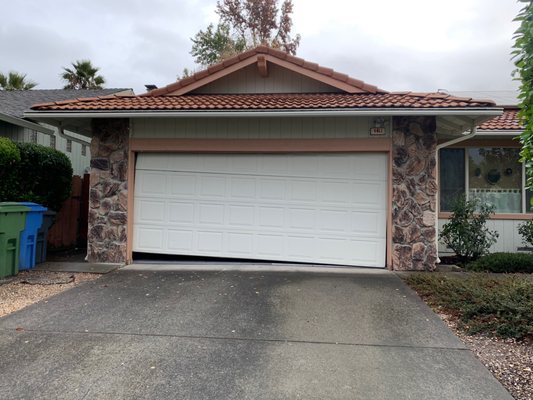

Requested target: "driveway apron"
[{"left": 0, "top": 268, "right": 513, "bottom": 400}]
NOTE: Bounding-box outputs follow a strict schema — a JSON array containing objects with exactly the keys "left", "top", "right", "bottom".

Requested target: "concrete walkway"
[{"left": 0, "top": 268, "right": 512, "bottom": 399}]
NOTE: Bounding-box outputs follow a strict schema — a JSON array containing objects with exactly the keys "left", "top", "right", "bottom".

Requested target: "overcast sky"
[{"left": 0, "top": 0, "right": 522, "bottom": 94}]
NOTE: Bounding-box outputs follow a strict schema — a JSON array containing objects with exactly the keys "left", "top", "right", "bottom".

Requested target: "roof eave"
[
  {"left": 476, "top": 129, "right": 523, "bottom": 136},
  {"left": 24, "top": 107, "right": 502, "bottom": 120},
  {"left": 0, "top": 112, "right": 54, "bottom": 134}
]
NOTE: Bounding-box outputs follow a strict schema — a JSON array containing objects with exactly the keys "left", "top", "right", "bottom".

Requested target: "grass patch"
[
  {"left": 467, "top": 252, "right": 533, "bottom": 273},
  {"left": 402, "top": 273, "right": 533, "bottom": 340}
]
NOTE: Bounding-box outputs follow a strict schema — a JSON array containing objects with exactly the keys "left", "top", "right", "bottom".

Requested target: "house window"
[
  {"left": 439, "top": 148, "right": 465, "bottom": 212},
  {"left": 50, "top": 135, "right": 56, "bottom": 149},
  {"left": 440, "top": 147, "right": 523, "bottom": 214},
  {"left": 82, "top": 144, "right": 87, "bottom": 156},
  {"left": 66, "top": 139, "right": 72, "bottom": 153},
  {"left": 30, "top": 131, "right": 38, "bottom": 143},
  {"left": 468, "top": 148, "right": 522, "bottom": 214}
]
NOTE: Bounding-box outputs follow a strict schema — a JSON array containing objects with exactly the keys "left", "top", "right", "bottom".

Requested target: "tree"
[
  {"left": 191, "top": 0, "right": 301, "bottom": 66},
  {"left": 61, "top": 60, "right": 105, "bottom": 89},
  {"left": 514, "top": 1, "right": 533, "bottom": 193},
  {"left": 177, "top": 67, "right": 195, "bottom": 81},
  {"left": 0, "top": 71, "right": 37, "bottom": 90}
]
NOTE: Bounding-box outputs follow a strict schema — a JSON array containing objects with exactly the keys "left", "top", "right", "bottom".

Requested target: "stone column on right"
[{"left": 391, "top": 116, "right": 438, "bottom": 271}]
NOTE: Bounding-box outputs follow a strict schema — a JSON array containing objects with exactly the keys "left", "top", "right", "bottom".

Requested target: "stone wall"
[
  {"left": 87, "top": 119, "right": 129, "bottom": 263},
  {"left": 392, "top": 116, "right": 438, "bottom": 271}
]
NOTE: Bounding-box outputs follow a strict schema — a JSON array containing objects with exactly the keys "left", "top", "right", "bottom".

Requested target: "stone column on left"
[{"left": 87, "top": 118, "right": 129, "bottom": 263}]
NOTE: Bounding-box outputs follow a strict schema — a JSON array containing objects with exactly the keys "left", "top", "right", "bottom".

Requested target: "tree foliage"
[
  {"left": 514, "top": 1, "right": 533, "bottom": 191},
  {"left": 191, "top": 0, "right": 300, "bottom": 66},
  {"left": 61, "top": 60, "right": 105, "bottom": 89},
  {"left": 0, "top": 71, "right": 37, "bottom": 90}
]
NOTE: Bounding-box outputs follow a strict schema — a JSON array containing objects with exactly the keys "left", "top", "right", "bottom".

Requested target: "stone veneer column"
[
  {"left": 87, "top": 119, "right": 129, "bottom": 263},
  {"left": 392, "top": 116, "right": 438, "bottom": 271}
]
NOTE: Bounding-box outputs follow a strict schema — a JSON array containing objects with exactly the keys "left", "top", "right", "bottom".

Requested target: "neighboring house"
[
  {"left": 0, "top": 89, "right": 132, "bottom": 175},
  {"left": 438, "top": 91, "right": 527, "bottom": 255},
  {"left": 26, "top": 46, "right": 502, "bottom": 270}
]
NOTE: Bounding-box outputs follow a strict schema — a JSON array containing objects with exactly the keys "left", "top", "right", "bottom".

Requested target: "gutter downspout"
[
  {"left": 58, "top": 124, "right": 91, "bottom": 146},
  {"left": 434, "top": 126, "right": 477, "bottom": 264}
]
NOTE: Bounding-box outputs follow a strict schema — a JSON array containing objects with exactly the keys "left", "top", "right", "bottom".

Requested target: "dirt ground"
[{"left": 0, "top": 270, "right": 100, "bottom": 318}]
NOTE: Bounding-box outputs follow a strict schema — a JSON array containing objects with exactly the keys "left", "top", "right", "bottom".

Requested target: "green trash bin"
[{"left": 0, "top": 202, "right": 30, "bottom": 278}]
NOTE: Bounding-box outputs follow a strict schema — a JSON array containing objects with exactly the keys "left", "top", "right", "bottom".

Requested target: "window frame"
[{"left": 439, "top": 144, "right": 531, "bottom": 216}]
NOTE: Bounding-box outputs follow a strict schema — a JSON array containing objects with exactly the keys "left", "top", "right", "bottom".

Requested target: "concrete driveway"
[{"left": 0, "top": 266, "right": 512, "bottom": 399}]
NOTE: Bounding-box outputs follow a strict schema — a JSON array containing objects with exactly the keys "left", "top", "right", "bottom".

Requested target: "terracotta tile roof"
[
  {"left": 478, "top": 108, "right": 522, "bottom": 131},
  {"left": 142, "top": 45, "right": 388, "bottom": 96},
  {"left": 30, "top": 92, "right": 496, "bottom": 112}
]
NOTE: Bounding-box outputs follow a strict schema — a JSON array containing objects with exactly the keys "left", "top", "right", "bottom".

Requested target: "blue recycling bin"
[{"left": 18, "top": 202, "right": 47, "bottom": 270}]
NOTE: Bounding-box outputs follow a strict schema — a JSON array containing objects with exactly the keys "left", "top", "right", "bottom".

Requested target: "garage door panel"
[
  {"left": 256, "top": 234, "right": 286, "bottom": 257},
  {"left": 259, "top": 179, "right": 286, "bottom": 200},
  {"left": 290, "top": 180, "right": 317, "bottom": 201},
  {"left": 227, "top": 233, "right": 254, "bottom": 254},
  {"left": 259, "top": 156, "right": 289, "bottom": 175},
  {"left": 228, "top": 205, "right": 255, "bottom": 226},
  {"left": 167, "top": 230, "right": 193, "bottom": 251},
  {"left": 288, "top": 208, "right": 316, "bottom": 229},
  {"left": 230, "top": 178, "right": 257, "bottom": 198},
  {"left": 137, "top": 172, "right": 168, "bottom": 195},
  {"left": 135, "top": 228, "right": 164, "bottom": 250},
  {"left": 352, "top": 182, "right": 387, "bottom": 207},
  {"left": 286, "top": 236, "right": 315, "bottom": 258},
  {"left": 350, "top": 212, "right": 386, "bottom": 236},
  {"left": 168, "top": 202, "right": 194, "bottom": 223},
  {"left": 169, "top": 175, "right": 197, "bottom": 196},
  {"left": 258, "top": 206, "right": 285, "bottom": 228},
  {"left": 137, "top": 200, "right": 165, "bottom": 222},
  {"left": 197, "top": 231, "right": 224, "bottom": 252},
  {"left": 199, "top": 176, "right": 226, "bottom": 198},
  {"left": 289, "top": 156, "right": 319, "bottom": 176},
  {"left": 134, "top": 153, "right": 387, "bottom": 267},
  {"left": 318, "top": 210, "right": 351, "bottom": 232},
  {"left": 198, "top": 204, "right": 224, "bottom": 225}
]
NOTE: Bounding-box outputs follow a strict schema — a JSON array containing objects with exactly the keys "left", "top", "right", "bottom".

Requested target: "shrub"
[
  {"left": 0, "top": 137, "right": 20, "bottom": 169},
  {"left": 0, "top": 140, "right": 73, "bottom": 211},
  {"left": 518, "top": 219, "right": 533, "bottom": 247},
  {"left": 403, "top": 273, "right": 533, "bottom": 339},
  {"left": 440, "top": 196, "right": 499, "bottom": 264},
  {"left": 467, "top": 252, "right": 533, "bottom": 273},
  {"left": 0, "top": 137, "right": 21, "bottom": 200},
  {"left": 15, "top": 143, "right": 73, "bottom": 211}
]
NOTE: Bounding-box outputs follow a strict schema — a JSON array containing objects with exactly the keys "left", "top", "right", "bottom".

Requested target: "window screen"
[{"left": 439, "top": 148, "right": 465, "bottom": 211}]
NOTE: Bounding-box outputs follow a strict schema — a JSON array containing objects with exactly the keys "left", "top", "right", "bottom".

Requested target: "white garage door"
[{"left": 133, "top": 153, "right": 387, "bottom": 267}]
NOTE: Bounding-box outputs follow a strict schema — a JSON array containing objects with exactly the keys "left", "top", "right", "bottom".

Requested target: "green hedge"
[
  {"left": 467, "top": 252, "right": 533, "bottom": 273},
  {"left": 0, "top": 140, "right": 73, "bottom": 211},
  {"left": 0, "top": 137, "right": 21, "bottom": 200}
]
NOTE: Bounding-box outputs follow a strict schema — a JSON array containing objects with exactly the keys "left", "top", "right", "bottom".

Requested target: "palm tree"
[
  {"left": 0, "top": 71, "right": 37, "bottom": 90},
  {"left": 61, "top": 60, "right": 105, "bottom": 89}
]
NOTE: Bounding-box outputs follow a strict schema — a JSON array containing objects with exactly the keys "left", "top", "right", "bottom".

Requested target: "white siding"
[
  {"left": 40, "top": 123, "right": 91, "bottom": 177},
  {"left": 0, "top": 121, "right": 26, "bottom": 141},
  {"left": 438, "top": 218, "right": 528, "bottom": 254},
  {"left": 131, "top": 116, "right": 389, "bottom": 139},
  {"left": 0, "top": 122, "right": 91, "bottom": 176},
  {"left": 192, "top": 63, "right": 343, "bottom": 94}
]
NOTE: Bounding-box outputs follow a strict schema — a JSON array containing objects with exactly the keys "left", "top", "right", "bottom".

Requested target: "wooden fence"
[{"left": 48, "top": 174, "right": 90, "bottom": 249}]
